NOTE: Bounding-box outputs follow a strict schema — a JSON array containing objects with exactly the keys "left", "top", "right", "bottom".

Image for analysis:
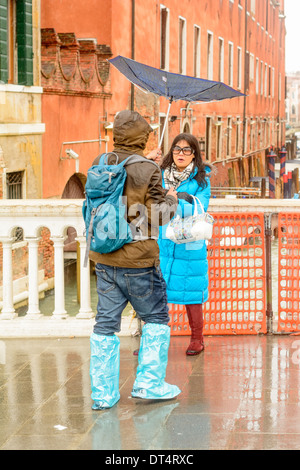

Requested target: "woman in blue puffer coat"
[{"left": 158, "top": 133, "right": 212, "bottom": 356}]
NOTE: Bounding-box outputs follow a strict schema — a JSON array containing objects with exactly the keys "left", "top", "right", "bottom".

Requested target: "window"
[
  {"left": 237, "top": 47, "right": 242, "bottom": 89},
  {"left": 265, "top": 0, "right": 269, "bottom": 32},
  {"left": 178, "top": 17, "right": 186, "bottom": 74},
  {"left": 228, "top": 42, "right": 233, "bottom": 86},
  {"left": 249, "top": 53, "right": 254, "bottom": 82},
  {"left": 250, "top": 118, "right": 255, "bottom": 151},
  {"left": 207, "top": 32, "right": 213, "bottom": 80},
  {"left": 205, "top": 117, "right": 212, "bottom": 161},
  {"left": 279, "top": 73, "right": 281, "bottom": 101},
  {"left": 264, "top": 63, "right": 268, "bottom": 97},
  {"left": 268, "top": 65, "right": 271, "bottom": 97},
  {"left": 160, "top": 6, "right": 169, "bottom": 70},
  {"left": 255, "top": 57, "right": 259, "bottom": 94},
  {"left": 6, "top": 171, "right": 23, "bottom": 199},
  {"left": 255, "top": 118, "right": 259, "bottom": 149},
  {"left": 193, "top": 25, "right": 201, "bottom": 77},
  {"left": 216, "top": 117, "right": 222, "bottom": 160},
  {"left": 245, "top": 51, "right": 250, "bottom": 91},
  {"left": 258, "top": 120, "right": 263, "bottom": 148},
  {"left": 0, "top": 0, "right": 33, "bottom": 85},
  {"left": 243, "top": 118, "right": 248, "bottom": 154},
  {"left": 236, "top": 117, "right": 241, "bottom": 155},
  {"left": 226, "top": 117, "right": 232, "bottom": 157},
  {"left": 218, "top": 37, "right": 224, "bottom": 82}
]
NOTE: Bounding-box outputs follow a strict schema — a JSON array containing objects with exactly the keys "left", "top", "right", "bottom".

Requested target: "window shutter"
[
  {"left": 16, "top": 0, "right": 33, "bottom": 85},
  {"left": 0, "top": 0, "right": 8, "bottom": 83}
]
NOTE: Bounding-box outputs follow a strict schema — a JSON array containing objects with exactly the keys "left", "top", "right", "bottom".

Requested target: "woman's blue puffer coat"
[{"left": 158, "top": 167, "right": 211, "bottom": 305}]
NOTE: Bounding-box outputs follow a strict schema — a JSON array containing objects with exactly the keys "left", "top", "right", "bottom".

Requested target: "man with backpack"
[{"left": 86, "top": 110, "right": 181, "bottom": 410}]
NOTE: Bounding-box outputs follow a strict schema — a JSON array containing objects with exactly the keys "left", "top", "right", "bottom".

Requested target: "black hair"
[{"left": 160, "top": 133, "right": 211, "bottom": 188}]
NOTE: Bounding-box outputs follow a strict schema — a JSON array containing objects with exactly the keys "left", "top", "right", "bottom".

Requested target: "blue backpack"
[{"left": 82, "top": 152, "right": 157, "bottom": 266}]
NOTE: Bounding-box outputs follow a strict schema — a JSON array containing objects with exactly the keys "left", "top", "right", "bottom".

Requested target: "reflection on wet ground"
[{"left": 1, "top": 334, "right": 300, "bottom": 450}]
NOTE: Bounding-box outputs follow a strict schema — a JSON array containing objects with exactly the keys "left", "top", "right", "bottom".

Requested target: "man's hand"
[
  {"left": 146, "top": 147, "right": 162, "bottom": 164},
  {"left": 166, "top": 187, "right": 177, "bottom": 200}
]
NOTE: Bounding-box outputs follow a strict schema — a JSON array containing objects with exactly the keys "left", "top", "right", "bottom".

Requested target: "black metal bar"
[{"left": 265, "top": 214, "right": 273, "bottom": 333}]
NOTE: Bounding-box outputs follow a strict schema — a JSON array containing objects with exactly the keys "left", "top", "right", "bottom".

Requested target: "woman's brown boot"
[{"left": 185, "top": 304, "right": 204, "bottom": 356}]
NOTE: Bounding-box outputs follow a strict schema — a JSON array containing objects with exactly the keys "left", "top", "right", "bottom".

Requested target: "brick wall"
[{"left": 0, "top": 227, "right": 54, "bottom": 287}]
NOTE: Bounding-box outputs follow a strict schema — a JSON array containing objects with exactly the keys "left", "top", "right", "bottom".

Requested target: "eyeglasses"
[{"left": 173, "top": 146, "right": 194, "bottom": 156}]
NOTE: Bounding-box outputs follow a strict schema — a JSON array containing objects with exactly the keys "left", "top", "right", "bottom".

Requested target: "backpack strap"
[
  {"left": 83, "top": 154, "right": 159, "bottom": 266},
  {"left": 83, "top": 207, "right": 97, "bottom": 268},
  {"left": 94, "top": 152, "right": 159, "bottom": 169},
  {"left": 123, "top": 154, "right": 159, "bottom": 169},
  {"left": 97, "top": 152, "right": 119, "bottom": 166}
]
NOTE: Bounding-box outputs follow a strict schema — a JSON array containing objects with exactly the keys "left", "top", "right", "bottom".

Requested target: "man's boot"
[
  {"left": 186, "top": 304, "right": 204, "bottom": 356},
  {"left": 90, "top": 332, "right": 120, "bottom": 410},
  {"left": 131, "top": 323, "right": 181, "bottom": 400}
]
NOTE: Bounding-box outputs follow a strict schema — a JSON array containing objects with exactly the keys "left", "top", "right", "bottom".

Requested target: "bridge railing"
[{"left": 0, "top": 198, "right": 300, "bottom": 337}]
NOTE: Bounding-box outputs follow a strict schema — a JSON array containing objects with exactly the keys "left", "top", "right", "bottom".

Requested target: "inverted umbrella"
[{"left": 109, "top": 55, "right": 245, "bottom": 146}]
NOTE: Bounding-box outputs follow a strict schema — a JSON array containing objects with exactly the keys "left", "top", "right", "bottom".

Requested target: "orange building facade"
[{"left": 40, "top": 0, "right": 286, "bottom": 196}]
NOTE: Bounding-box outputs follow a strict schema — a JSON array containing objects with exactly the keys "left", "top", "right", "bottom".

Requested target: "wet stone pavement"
[{"left": 0, "top": 333, "right": 300, "bottom": 451}]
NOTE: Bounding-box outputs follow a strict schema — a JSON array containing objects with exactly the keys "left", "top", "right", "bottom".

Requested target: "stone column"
[
  {"left": 51, "top": 236, "right": 68, "bottom": 319},
  {"left": 75, "top": 236, "right": 94, "bottom": 319},
  {"left": 0, "top": 237, "right": 17, "bottom": 319},
  {"left": 25, "top": 237, "right": 42, "bottom": 318}
]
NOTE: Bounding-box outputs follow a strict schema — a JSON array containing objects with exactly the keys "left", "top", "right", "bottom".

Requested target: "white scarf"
[{"left": 163, "top": 162, "right": 194, "bottom": 189}]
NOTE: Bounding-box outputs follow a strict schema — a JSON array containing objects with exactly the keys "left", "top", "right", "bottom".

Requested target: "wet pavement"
[{"left": 0, "top": 333, "right": 300, "bottom": 451}]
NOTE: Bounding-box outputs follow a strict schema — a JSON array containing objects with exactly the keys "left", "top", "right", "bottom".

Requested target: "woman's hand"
[
  {"left": 177, "top": 192, "right": 194, "bottom": 204},
  {"left": 146, "top": 147, "right": 162, "bottom": 164}
]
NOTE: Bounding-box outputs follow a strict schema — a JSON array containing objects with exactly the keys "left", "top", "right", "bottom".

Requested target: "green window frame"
[
  {"left": 0, "top": 0, "right": 33, "bottom": 86},
  {"left": 0, "top": 0, "right": 8, "bottom": 82}
]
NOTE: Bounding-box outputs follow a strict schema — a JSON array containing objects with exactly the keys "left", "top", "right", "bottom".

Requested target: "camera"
[{"left": 65, "top": 149, "right": 79, "bottom": 159}]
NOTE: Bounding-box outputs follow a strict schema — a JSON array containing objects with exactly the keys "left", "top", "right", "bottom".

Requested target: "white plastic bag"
[{"left": 166, "top": 195, "right": 214, "bottom": 244}]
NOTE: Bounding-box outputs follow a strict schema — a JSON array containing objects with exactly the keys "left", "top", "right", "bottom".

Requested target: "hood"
[{"left": 113, "top": 110, "right": 153, "bottom": 155}]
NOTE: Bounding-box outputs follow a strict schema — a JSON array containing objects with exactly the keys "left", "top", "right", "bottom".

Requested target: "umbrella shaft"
[{"left": 159, "top": 100, "right": 172, "bottom": 149}]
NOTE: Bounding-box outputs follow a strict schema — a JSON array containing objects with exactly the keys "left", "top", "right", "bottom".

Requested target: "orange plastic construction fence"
[
  {"left": 278, "top": 213, "right": 300, "bottom": 333},
  {"left": 169, "top": 212, "right": 267, "bottom": 335}
]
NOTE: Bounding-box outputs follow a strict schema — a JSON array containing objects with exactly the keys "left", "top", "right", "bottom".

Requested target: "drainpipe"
[
  {"left": 130, "top": 0, "right": 135, "bottom": 110},
  {"left": 242, "top": 0, "right": 248, "bottom": 155}
]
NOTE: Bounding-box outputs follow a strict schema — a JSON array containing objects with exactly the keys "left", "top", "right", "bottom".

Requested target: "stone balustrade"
[{"left": 1, "top": 198, "right": 300, "bottom": 337}]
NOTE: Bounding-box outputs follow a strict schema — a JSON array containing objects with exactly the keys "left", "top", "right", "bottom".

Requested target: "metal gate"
[
  {"left": 169, "top": 212, "right": 267, "bottom": 335},
  {"left": 278, "top": 213, "right": 300, "bottom": 333}
]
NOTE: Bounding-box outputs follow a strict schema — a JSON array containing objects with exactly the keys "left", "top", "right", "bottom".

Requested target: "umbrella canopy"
[
  {"left": 109, "top": 55, "right": 244, "bottom": 102},
  {"left": 109, "top": 55, "right": 245, "bottom": 145}
]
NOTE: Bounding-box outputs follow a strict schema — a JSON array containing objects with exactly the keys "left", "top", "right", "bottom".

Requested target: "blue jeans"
[{"left": 93, "top": 263, "right": 170, "bottom": 336}]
